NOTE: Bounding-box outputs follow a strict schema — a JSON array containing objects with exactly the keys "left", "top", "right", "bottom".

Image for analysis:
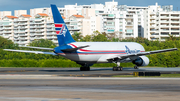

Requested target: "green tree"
[
  {"left": 29, "top": 39, "right": 56, "bottom": 48},
  {"left": 72, "top": 32, "right": 83, "bottom": 41},
  {"left": 0, "top": 36, "right": 17, "bottom": 49},
  {"left": 92, "top": 31, "right": 109, "bottom": 42},
  {"left": 81, "top": 35, "right": 92, "bottom": 42}
]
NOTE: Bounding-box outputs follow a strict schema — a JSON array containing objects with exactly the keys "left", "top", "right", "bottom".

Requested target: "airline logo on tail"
[{"left": 55, "top": 23, "right": 67, "bottom": 37}]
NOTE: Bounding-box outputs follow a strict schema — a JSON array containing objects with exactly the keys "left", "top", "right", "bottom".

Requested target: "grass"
[{"left": 112, "top": 74, "right": 180, "bottom": 78}]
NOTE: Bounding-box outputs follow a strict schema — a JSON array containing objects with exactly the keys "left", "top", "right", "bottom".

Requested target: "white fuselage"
[{"left": 58, "top": 42, "right": 145, "bottom": 64}]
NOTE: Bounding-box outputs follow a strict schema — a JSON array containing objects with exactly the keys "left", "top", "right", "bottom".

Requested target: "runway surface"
[
  {"left": 0, "top": 76, "right": 180, "bottom": 101},
  {"left": 0, "top": 67, "right": 180, "bottom": 76},
  {"left": 0, "top": 67, "right": 180, "bottom": 101}
]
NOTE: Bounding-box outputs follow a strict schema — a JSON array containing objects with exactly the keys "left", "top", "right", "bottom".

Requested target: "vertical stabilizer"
[{"left": 51, "top": 4, "right": 75, "bottom": 46}]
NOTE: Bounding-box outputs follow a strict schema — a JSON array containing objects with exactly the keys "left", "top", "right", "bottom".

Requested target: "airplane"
[{"left": 4, "top": 4, "right": 178, "bottom": 71}]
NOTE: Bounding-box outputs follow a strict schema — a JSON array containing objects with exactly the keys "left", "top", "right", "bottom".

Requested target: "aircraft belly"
[{"left": 62, "top": 54, "right": 102, "bottom": 62}]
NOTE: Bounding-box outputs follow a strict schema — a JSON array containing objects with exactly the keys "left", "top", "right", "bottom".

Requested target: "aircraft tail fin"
[{"left": 51, "top": 4, "right": 75, "bottom": 46}]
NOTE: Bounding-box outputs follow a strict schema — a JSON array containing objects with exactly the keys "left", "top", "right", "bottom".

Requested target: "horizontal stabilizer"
[
  {"left": 62, "top": 45, "right": 90, "bottom": 52},
  {"left": 3, "top": 49, "right": 57, "bottom": 55},
  {"left": 20, "top": 46, "right": 54, "bottom": 51}
]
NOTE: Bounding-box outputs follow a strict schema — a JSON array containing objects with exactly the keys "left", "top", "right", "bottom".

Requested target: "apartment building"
[
  {"left": 0, "top": 11, "right": 12, "bottom": 19},
  {"left": 0, "top": 16, "right": 18, "bottom": 41},
  {"left": 0, "top": 12, "right": 59, "bottom": 46},
  {"left": 1, "top": 1, "right": 180, "bottom": 46},
  {"left": 144, "top": 3, "right": 180, "bottom": 41},
  {"left": 98, "top": 1, "right": 147, "bottom": 39}
]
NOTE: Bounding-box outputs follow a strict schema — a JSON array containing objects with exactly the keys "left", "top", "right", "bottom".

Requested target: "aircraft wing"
[
  {"left": 107, "top": 48, "right": 178, "bottom": 60},
  {"left": 3, "top": 49, "right": 57, "bottom": 55},
  {"left": 20, "top": 46, "right": 54, "bottom": 51}
]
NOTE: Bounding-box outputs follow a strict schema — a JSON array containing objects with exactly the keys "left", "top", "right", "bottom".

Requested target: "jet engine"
[{"left": 132, "top": 56, "right": 149, "bottom": 66}]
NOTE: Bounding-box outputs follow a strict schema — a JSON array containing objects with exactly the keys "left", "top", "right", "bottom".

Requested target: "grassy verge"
[
  {"left": 0, "top": 59, "right": 134, "bottom": 67},
  {"left": 112, "top": 74, "right": 180, "bottom": 78}
]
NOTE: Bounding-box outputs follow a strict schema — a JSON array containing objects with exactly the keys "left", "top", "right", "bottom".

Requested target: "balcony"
[
  {"left": 46, "top": 25, "right": 54, "bottom": 28},
  {"left": 3, "top": 31, "right": 12, "bottom": 33},
  {"left": 150, "top": 35, "right": 159, "bottom": 38},
  {"left": 18, "top": 27, "right": 27, "bottom": 29},
  {"left": 34, "top": 33, "right": 45, "bottom": 36},
  {"left": 18, "top": 23, "right": 27, "bottom": 25},
  {"left": 19, "top": 34, "right": 28, "bottom": 36},
  {"left": 126, "top": 15, "right": 133, "bottom": 18},
  {"left": 18, "top": 19, "right": 28, "bottom": 22},
  {"left": 161, "top": 20, "right": 169, "bottom": 23},
  {"left": 35, "top": 30, "right": 44, "bottom": 32},
  {"left": 36, "top": 26, "right": 45, "bottom": 28},
  {"left": 171, "top": 33, "right": 180, "bottom": 36},
  {"left": 18, "top": 41, "right": 29, "bottom": 44},
  {"left": 150, "top": 25, "right": 156, "bottom": 28},
  {"left": 171, "top": 21, "right": 179, "bottom": 23},
  {"left": 46, "top": 32, "right": 56, "bottom": 35},
  {"left": 18, "top": 30, "right": 26, "bottom": 33},
  {"left": 34, "top": 22, "right": 44, "bottom": 25},
  {"left": 46, "top": 21, "right": 54, "bottom": 24},
  {"left": 150, "top": 29, "right": 158, "bottom": 32},
  {"left": 160, "top": 25, "right": 169, "bottom": 27},
  {"left": 161, "top": 29, "right": 169, "bottom": 32},
  {"left": 171, "top": 25, "right": 180, "bottom": 28},
  {"left": 171, "top": 16, "right": 179, "bottom": 18},
  {"left": 150, "top": 21, "right": 156, "bottom": 23},
  {"left": 171, "top": 29, "right": 179, "bottom": 32},
  {"left": 150, "top": 16, "right": 156, "bottom": 19},
  {"left": 46, "top": 36, "right": 57, "bottom": 39},
  {"left": 19, "top": 37, "right": 28, "bottom": 40},
  {"left": 3, "top": 26, "right": 13, "bottom": 29},
  {"left": 3, "top": 24, "right": 12, "bottom": 27},
  {"left": 46, "top": 29, "right": 55, "bottom": 31},
  {"left": 161, "top": 16, "right": 169, "bottom": 18}
]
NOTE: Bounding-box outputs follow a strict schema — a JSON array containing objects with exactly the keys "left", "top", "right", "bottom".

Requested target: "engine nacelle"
[{"left": 132, "top": 56, "right": 149, "bottom": 66}]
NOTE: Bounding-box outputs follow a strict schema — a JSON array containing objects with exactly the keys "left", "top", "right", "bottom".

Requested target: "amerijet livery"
[{"left": 4, "top": 4, "right": 178, "bottom": 71}]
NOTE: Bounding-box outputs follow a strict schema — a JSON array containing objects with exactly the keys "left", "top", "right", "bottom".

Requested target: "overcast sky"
[{"left": 0, "top": 0, "right": 180, "bottom": 14}]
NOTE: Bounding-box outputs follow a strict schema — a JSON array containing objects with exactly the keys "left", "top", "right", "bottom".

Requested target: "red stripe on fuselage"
[
  {"left": 68, "top": 43, "right": 145, "bottom": 53},
  {"left": 58, "top": 53, "right": 127, "bottom": 55},
  {"left": 69, "top": 43, "right": 126, "bottom": 52}
]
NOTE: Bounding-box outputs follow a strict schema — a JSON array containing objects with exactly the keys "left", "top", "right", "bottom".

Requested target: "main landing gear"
[
  {"left": 113, "top": 66, "right": 123, "bottom": 71},
  {"left": 113, "top": 61, "right": 123, "bottom": 71},
  {"left": 112, "top": 61, "right": 139, "bottom": 71},
  {"left": 80, "top": 66, "right": 90, "bottom": 71}
]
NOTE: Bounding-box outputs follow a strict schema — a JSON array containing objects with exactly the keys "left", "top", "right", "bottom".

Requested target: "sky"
[{"left": 0, "top": 0, "right": 180, "bottom": 15}]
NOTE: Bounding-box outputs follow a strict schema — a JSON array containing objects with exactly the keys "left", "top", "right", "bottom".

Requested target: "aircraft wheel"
[
  {"left": 120, "top": 67, "right": 123, "bottom": 71},
  {"left": 87, "top": 67, "right": 90, "bottom": 71},
  {"left": 117, "top": 67, "right": 123, "bottom": 71},
  {"left": 113, "top": 67, "right": 117, "bottom": 71},
  {"left": 80, "top": 67, "right": 83, "bottom": 71},
  {"left": 134, "top": 66, "right": 139, "bottom": 69}
]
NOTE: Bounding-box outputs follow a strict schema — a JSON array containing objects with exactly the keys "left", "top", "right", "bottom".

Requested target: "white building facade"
[
  {"left": 144, "top": 3, "right": 180, "bottom": 41},
  {"left": 0, "top": 1, "right": 180, "bottom": 46}
]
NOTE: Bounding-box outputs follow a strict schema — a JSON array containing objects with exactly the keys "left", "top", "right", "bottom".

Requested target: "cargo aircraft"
[{"left": 4, "top": 4, "right": 178, "bottom": 71}]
